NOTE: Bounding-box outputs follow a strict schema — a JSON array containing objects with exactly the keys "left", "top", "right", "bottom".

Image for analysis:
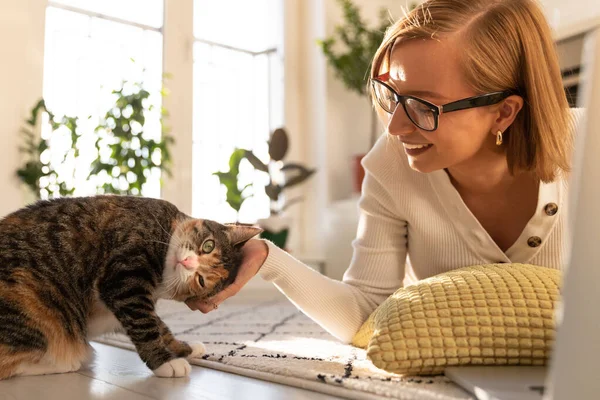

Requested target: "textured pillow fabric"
[{"left": 352, "top": 264, "right": 560, "bottom": 376}]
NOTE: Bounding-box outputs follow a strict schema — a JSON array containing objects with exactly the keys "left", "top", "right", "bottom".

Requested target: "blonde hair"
[{"left": 371, "top": 0, "right": 570, "bottom": 182}]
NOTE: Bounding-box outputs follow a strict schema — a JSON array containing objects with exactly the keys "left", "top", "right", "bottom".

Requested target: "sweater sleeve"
[{"left": 258, "top": 136, "right": 408, "bottom": 343}]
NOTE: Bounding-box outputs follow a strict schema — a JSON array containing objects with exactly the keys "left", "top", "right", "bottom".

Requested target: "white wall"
[
  {"left": 322, "top": 0, "right": 409, "bottom": 203},
  {"left": 289, "top": 0, "right": 412, "bottom": 257},
  {"left": 0, "top": 0, "right": 47, "bottom": 217},
  {"left": 280, "top": 0, "right": 328, "bottom": 257},
  {"left": 541, "top": 0, "right": 600, "bottom": 31},
  {"left": 161, "top": 0, "right": 194, "bottom": 216}
]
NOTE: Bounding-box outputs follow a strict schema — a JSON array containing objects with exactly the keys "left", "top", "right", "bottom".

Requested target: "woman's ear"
[{"left": 494, "top": 95, "right": 524, "bottom": 132}]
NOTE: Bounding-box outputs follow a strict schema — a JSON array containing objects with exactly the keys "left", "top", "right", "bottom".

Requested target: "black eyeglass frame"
[{"left": 371, "top": 78, "right": 516, "bottom": 132}]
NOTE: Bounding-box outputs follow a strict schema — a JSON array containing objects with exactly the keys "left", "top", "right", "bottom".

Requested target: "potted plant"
[
  {"left": 317, "top": 0, "right": 417, "bottom": 193},
  {"left": 244, "top": 127, "right": 315, "bottom": 249},
  {"left": 89, "top": 81, "right": 174, "bottom": 195},
  {"left": 16, "top": 99, "right": 77, "bottom": 198},
  {"left": 213, "top": 148, "right": 254, "bottom": 222},
  {"left": 16, "top": 80, "right": 173, "bottom": 199}
]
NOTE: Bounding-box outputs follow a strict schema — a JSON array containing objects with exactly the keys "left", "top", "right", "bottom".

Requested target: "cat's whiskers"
[
  {"left": 159, "top": 274, "right": 180, "bottom": 298},
  {"left": 150, "top": 213, "right": 185, "bottom": 249},
  {"left": 161, "top": 265, "right": 189, "bottom": 300},
  {"left": 165, "top": 276, "right": 180, "bottom": 293},
  {"left": 161, "top": 278, "right": 176, "bottom": 292},
  {"left": 151, "top": 213, "right": 172, "bottom": 236},
  {"left": 146, "top": 239, "right": 172, "bottom": 247},
  {"left": 172, "top": 280, "right": 183, "bottom": 300}
]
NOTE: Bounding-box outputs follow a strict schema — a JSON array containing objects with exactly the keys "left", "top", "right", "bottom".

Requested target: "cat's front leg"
[
  {"left": 159, "top": 324, "right": 206, "bottom": 359},
  {"left": 107, "top": 302, "right": 190, "bottom": 377},
  {"left": 99, "top": 269, "right": 191, "bottom": 377},
  {"left": 149, "top": 324, "right": 205, "bottom": 377}
]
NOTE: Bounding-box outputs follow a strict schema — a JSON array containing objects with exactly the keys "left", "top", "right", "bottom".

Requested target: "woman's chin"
[{"left": 408, "top": 161, "right": 438, "bottom": 174}]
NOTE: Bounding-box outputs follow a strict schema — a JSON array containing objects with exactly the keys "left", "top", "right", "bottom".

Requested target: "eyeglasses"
[{"left": 371, "top": 78, "right": 515, "bottom": 131}]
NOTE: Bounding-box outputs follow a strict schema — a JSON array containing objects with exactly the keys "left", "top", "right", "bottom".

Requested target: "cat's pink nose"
[{"left": 179, "top": 256, "right": 194, "bottom": 270}]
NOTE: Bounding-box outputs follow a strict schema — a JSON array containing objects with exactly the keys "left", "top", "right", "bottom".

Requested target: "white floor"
[
  {"left": 0, "top": 342, "right": 344, "bottom": 400},
  {"left": 0, "top": 288, "right": 344, "bottom": 400}
]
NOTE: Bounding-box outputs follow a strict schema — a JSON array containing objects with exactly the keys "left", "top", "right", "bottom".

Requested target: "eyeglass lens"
[{"left": 372, "top": 81, "right": 436, "bottom": 130}]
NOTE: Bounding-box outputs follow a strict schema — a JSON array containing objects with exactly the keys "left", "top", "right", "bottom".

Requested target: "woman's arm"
[
  {"left": 258, "top": 138, "right": 408, "bottom": 343},
  {"left": 187, "top": 137, "right": 408, "bottom": 343}
]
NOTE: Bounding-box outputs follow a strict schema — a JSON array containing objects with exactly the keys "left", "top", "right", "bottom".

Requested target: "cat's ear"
[{"left": 226, "top": 224, "right": 263, "bottom": 247}]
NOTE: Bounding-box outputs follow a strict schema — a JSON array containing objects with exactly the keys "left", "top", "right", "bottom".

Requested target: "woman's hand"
[{"left": 185, "top": 239, "right": 269, "bottom": 313}]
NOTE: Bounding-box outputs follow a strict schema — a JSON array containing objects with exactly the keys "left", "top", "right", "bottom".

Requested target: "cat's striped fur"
[{"left": 0, "top": 195, "right": 261, "bottom": 379}]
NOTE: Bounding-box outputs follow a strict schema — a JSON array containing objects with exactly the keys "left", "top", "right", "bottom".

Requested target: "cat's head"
[{"left": 161, "top": 219, "right": 262, "bottom": 302}]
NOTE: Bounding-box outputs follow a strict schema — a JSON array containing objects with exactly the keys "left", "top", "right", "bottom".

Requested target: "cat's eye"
[
  {"left": 197, "top": 274, "right": 205, "bottom": 288},
  {"left": 202, "top": 239, "right": 215, "bottom": 254}
]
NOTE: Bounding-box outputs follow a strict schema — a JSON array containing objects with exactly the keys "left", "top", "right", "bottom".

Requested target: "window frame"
[{"left": 43, "top": 0, "right": 287, "bottom": 224}]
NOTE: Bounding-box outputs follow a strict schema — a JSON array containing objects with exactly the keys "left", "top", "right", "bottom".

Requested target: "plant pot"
[
  {"left": 353, "top": 153, "right": 366, "bottom": 194},
  {"left": 257, "top": 215, "right": 292, "bottom": 250}
]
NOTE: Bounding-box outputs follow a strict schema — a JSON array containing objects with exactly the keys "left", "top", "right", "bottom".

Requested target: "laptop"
[{"left": 445, "top": 22, "right": 600, "bottom": 400}]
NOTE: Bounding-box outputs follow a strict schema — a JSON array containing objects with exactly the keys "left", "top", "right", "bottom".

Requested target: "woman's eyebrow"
[
  {"left": 404, "top": 89, "right": 448, "bottom": 100},
  {"left": 375, "top": 73, "right": 448, "bottom": 101},
  {"left": 390, "top": 82, "right": 448, "bottom": 100}
]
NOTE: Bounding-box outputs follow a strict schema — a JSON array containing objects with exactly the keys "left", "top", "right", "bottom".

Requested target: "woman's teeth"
[{"left": 403, "top": 143, "right": 432, "bottom": 149}]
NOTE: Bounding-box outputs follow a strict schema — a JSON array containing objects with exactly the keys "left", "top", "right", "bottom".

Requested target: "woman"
[{"left": 187, "top": 0, "right": 583, "bottom": 343}]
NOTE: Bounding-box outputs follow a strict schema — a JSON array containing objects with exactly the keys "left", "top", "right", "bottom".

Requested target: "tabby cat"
[{"left": 0, "top": 195, "right": 261, "bottom": 379}]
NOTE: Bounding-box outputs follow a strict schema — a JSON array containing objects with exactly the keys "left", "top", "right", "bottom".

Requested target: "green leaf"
[
  {"left": 17, "top": 80, "right": 175, "bottom": 199},
  {"left": 317, "top": 0, "right": 387, "bottom": 97},
  {"left": 241, "top": 182, "right": 254, "bottom": 198},
  {"left": 228, "top": 148, "right": 246, "bottom": 172},
  {"left": 37, "top": 140, "right": 48, "bottom": 153},
  {"left": 212, "top": 148, "right": 254, "bottom": 216}
]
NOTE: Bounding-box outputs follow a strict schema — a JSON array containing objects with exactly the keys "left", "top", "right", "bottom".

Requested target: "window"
[
  {"left": 42, "top": 0, "right": 164, "bottom": 198},
  {"left": 41, "top": 0, "right": 285, "bottom": 221},
  {"left": 192, "top": 0, "right": 284, "bottom": 223}
]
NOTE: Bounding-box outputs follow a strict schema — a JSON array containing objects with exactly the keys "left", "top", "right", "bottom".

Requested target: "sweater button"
[
  {"left": 528, "top": 236, "right": 542, "bottom": 247},
  {"left": 544, "top": 203, "right": 558, "bottom": 216}
]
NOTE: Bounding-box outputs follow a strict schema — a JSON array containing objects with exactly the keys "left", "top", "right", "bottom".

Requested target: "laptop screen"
[{"left": 545, "top": 24, "right": 600, "bottom": 400}]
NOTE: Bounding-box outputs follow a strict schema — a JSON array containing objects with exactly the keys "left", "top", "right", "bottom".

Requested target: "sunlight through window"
[
  {"left": 192, "top": 0, "right": 284, "bottom": 223},
  {"left": 43, "top": 1, "right": 163, "bottom": 198}
]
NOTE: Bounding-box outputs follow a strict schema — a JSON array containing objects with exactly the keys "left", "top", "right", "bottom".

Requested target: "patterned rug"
[{"left": 95, "top": 299, "right": 473, "bottom": 400}]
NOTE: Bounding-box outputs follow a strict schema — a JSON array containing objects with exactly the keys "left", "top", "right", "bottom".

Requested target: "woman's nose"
[{"left": 387, "top": 104, "right": 415, "bottom": 137}]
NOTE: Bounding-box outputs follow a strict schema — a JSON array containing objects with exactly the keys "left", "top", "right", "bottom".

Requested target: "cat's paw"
[
  {"left": 187, "top": 342, "right": 206, "bottom": 359},
  {"left": 153, "top": 358, "right": 191, "bottom": 378}
]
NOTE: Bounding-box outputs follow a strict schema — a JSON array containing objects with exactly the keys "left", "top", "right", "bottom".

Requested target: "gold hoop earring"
[{"left": 496, "top": 130, "right": 503, "bottom": 146}]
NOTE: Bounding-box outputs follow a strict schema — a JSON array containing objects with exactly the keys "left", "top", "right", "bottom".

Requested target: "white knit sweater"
[{"left": 258, "top": 109, "right": 584, "bottom": 344}]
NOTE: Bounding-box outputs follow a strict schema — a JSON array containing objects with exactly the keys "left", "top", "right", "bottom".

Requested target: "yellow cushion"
[{"left": 352, "top": 264, "right": 560, "bottom": 375}]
